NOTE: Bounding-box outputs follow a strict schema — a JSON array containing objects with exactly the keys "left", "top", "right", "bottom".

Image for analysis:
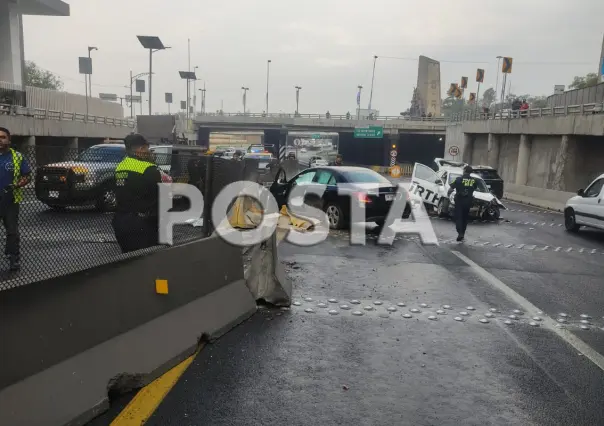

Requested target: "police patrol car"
[{"left": 409, "top": 159, "right": 506, "bottom": 220}]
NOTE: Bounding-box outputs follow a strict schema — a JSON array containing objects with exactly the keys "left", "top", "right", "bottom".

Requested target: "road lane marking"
[
  {"left": 452, "top": 251, "right": 604, "bottom": 372},
  {"left": 110, "top": 349, "right": 199, "bottom": 426},
  {"left": 555, "top": 247, "right": 562, "bottom": 252}
]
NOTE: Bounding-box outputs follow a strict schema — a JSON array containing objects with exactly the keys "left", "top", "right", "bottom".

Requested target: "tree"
[
  {"left": 482, "top": 88, "right": 496, "bottom": 107},
  {"left": 568, "top": 72, "right": 599, "bottom": 90},
  {"left": 441, "top": 96, "right": 466, "bottom": 117},
  {"left": 24, "top": 61, "right": 63, "bottom": 90}
]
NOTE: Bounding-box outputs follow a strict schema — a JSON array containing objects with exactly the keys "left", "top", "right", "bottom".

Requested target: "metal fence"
[
  {"left": 450, "top": 102, "right": 604, "bottom": 122},
  {"left": 0, "top": 146, "right": 270, "bottom": 291},
  {"left": 547, "top": 83, "right": 604, "bottom": 108}
]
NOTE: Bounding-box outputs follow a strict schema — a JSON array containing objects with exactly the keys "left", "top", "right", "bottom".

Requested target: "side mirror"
[
  {"left": 435, "top": 179, "right": 443, "bottom": 185},
  {"left": 577, "top": 189, "right": 585, "bottom": 196}
]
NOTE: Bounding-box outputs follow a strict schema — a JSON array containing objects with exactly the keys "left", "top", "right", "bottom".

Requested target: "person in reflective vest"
[
  {"left": 0, "top": 127, "right": 32, "bottom": 271},
  {"left": 447, "top": 165, "right": 477, "bottom": 242},
  {"left": 112, "top": 133, "right": 162, "bottom": 253}
]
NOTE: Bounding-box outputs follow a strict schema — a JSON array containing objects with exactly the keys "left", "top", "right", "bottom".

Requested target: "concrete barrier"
[
  {"left": 0, "top": 235, "right": 257, "bottom": 426},
  {"left": 504, "top": 183, "right": 575, "bottom": 212}
]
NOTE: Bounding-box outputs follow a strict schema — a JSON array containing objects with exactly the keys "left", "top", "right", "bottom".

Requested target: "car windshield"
[
  {"left": 75, "top": 146, "right": 125, "bottom": 162},
  {"left": 341, "top": 170, "right": 391, "bottom": 184},
  {"left": 473, "top": 169, "right": 501, "bottom": 180},
  {"left": 448, "top": 173, "right": 489, "bottom": 193}
]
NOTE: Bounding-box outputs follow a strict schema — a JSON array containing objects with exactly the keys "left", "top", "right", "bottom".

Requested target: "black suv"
[{"left": 470, "top": 166, "right": 504, "bottom": 199}]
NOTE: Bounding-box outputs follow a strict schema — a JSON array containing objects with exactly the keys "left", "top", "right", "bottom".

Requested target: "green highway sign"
[
  {"left": 311, "top": 133, "right": 322, "bottom": 139},
  {"left": 354, "top": 126, "right": 384, "bottom": 138}
]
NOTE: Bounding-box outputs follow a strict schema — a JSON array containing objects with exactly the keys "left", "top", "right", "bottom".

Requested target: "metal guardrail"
[
  {"left": 196, "top": 112, "right": 447, "bottom": 122},
  {"left": 451, "top": 102, "right": 604, "bottom": 122},
  {"left": 0, "top": 103, "right": 135, "bottom": 127}
]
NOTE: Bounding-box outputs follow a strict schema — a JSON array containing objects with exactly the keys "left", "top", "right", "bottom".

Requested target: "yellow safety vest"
[
  {"left": 115, "top": 156, "right": 155, "bottom": 179},
  {"left": 9, "top": 149, "right": 24, "bottom": 203}
]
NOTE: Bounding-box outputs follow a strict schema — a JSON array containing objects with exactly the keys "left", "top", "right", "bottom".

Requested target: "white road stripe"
[
  {"left": 554, "top": 247, "right": 562, "bottom": 252},
  {"left": 541, "top": 222, "right": 546, "bottom": 226},
  {"left": 591, "top": 249, "right": 597, "bottom": 254},
  {"left": 524, "top": 222, "right": 530, "bottom": 225},
  {"left": 525, "top": 245, "right": 536, "bottom": 250},
  {"left": 492, "top": 243, "right": 501, "bottom": 247},
  {"left": 516, "top": 244, "right": 525, "bottom": 249},
  {"left": 566, "top": 248, "right": 573, "bottom": 253},
  {"left": 452, "top": 250, "right": 604, "bottom": 373},
  {"left": 579, "top": 248, "right": 585, "bottom": 253},
  {"left": 541, "top": 246, "right": 549, "bottom": 251},
  {"left": 505, "top": 244, "right": 513, "bottom": 248},
  {"left": 482, "top": 242, "right": 490, "bottom": 246}
]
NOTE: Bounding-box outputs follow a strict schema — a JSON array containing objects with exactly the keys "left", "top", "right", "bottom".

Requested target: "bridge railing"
[
  {"left": 196, "top": 112, "right": 447, "bottom": 122},
  {"left": 0, "top": 103, "right": 136, "bottom": 127},
  {"left": 450, "top": 102, "right": 604, "bottom": 122}
]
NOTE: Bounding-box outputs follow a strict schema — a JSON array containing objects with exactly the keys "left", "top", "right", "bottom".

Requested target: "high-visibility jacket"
[
  {"left": 114, "top": 156, "right": 161, "bottom": 215},
  {"left": 9, "top": 149, "right": 24, "bottom": 203}
]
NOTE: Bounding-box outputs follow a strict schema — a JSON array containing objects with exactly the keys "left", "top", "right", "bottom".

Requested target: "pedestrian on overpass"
[
  {"left": 329, "top": 154, "right": 343, "bottom": 166},
  {"left": 447, "top": 165, "right": 477, "bottom": 242},
  {"left": 112, "top": 133, "right": 162, "bottom": 253},
  {"left": 0, "top": 127, "right": 31, "bottom": 271}
]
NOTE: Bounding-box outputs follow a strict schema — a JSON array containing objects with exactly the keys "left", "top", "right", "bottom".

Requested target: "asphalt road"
[
  {"left": 0, "top": 189, "right": 204, "bottom": 289},
  {"left": 132, "top": 197, "right": 604, "bottom": 426}
]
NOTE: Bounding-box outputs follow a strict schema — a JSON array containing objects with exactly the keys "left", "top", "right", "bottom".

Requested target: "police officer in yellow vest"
[
  {"left": 0, "top": 127, "right": 32, "bottom": 271},
  {"left": 112, "top": 133, "right": 162, "bottom": 253},
  {"left": 447, "top": 165, "right": 478, "bottom": 242}
]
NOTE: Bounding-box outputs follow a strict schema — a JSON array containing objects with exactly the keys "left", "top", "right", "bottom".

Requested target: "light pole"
[
  {"left": 87, "top": 46, "right": 98, "bottom": 97},
  {"left": 294, "top": 86, "right": 301, "bottom": 115},
  {"left": 193, "top": 66, "right": 199, "bottom": 116},
  {"left": 128, "top": 71, "right": 152, "bottom": 118},
  {"left": 266, "top": 59, "right": 271, "bottom": 114},
  {"left": 137, "top": 36, "right": 168, "bottom": 115},
  {"left": 241, "top": 87, "right": 249, "bottom": 115},
  {"left": 494, "top": 55, "right": 502, "bottom": 110},
  {"left": 357, "top": 85, "right": 363, "bottom": 120},
  {"left": 368, "top": 55, "right": 378, "bottom": 110},
  {"left": 199, "top": 84, "right": 206, "bottom": 115}
]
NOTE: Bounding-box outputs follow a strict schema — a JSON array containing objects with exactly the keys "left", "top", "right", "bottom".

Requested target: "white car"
[
  {"left": 301, "top": 148, "right": 307, "bottom": 153},
  {"left": 409, "top": 161, "right": 506, "bottom": 220},
  {"left": 564, "top": 173, "right": 604, "bottom": 232}
]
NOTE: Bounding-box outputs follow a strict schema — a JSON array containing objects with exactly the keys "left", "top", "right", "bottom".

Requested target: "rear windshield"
[
  {"left": 341, "top": 170, "right": 391, "bottom": 184},
  {"left": 473, "top": 169, "right": 501, "bottom": 180}
]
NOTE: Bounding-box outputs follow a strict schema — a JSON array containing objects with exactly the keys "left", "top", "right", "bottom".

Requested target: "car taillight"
[{"left": 354, "top": 192, "right": 372, "bottom": 204}]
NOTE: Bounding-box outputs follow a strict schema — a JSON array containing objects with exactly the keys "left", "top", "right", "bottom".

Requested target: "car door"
[
  {"left": 577, "top": 177, "right": 604, "bottom": 228},
  {"left": 278, "top": 169, "right": 318, "bottom": 208},
  {"left": 409, "top": 163, "right": 443, "bottom": 207}
]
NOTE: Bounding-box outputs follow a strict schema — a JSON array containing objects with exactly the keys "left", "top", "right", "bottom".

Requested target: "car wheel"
[
  {"left": 325, "top": 202, "right": 345, "bottom": 230},
  {"left": 96, "top": 183, "right": 117, "bottom": 212},
  {"left": 485, "top": 205, "right": 500, "bottom": 221},
  {"left": 437, "top": 199, "right": 449, "bottom": 218},
  {"left": 565, "top": 208, "right": 580, "bottom": 232}
]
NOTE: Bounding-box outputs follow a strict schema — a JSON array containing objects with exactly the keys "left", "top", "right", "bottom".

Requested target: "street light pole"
[
  {"left": 357, "top": 85, "right": 363, "bottom": 120},
  {"left": 193, "top": 66, "right": 199, "bottom": 116},
  {"left": 368, "top": 55, "right": 377, "bottom": 110},
  {"left": 241, "top": 87, "right": 249, "bottom": 115},
  {"left": 295, "top": 86, "right": 301, "bottom": 115},
  {"left": 130, "top": 70, "right": 133, "bottom": 118},
  {"left": 266, "top": 59, "right": 271, "bottom": 114},
  {"left": 494, "top": 55, "right": 502, "bottom": 110},
  {"left": 87, "top": 46, "right": 98, "bottom": 97}
]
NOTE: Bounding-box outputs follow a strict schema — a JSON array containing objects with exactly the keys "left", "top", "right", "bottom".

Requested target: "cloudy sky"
[{"left": 23, "top": 0, "right": 604, "bottom": 116}]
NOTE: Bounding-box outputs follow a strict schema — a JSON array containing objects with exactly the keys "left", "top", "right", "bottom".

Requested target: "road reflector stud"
[{"left": 155, "top": 279, "right": 168, "bottom": 295}]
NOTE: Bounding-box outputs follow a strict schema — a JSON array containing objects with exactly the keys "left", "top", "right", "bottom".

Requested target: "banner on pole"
[
  {"left": 460, "top": 77, "right": 468, "bottom": 89},
  {"left": 502, "top": 57, "right": 513, "bottom": 73},
  {"left": 476, "top": 69, "right": 484, "bottom": 83}
]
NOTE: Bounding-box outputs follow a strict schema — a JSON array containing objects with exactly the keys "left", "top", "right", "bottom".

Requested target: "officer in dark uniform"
[
  {"left": 112, "top": 133, "right": 162, "bottom": 253},
  {"left": 447, "top": 165, "right": 478, "bottom": 242}
]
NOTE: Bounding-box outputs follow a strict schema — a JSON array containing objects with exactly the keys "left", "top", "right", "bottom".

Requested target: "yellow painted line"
[{"left": 110, "top": 348, "right": 200, "bottom": 426}]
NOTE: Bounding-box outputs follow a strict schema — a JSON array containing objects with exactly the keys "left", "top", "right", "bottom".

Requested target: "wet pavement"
[{"left": 138, "top": 201, "right": 604, "bottom": 426}]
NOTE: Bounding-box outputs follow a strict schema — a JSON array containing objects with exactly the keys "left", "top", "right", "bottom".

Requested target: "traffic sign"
[
  {"left": 99, "top": 93, "right": 117, "bottom": 101},
  {"left": 448, "top": 145, "right": 460, "bottom": 156},
  {"left": 354, "top": 126, "right": 383, "bottom": 138},
  {"left": 460, "top": 77, "right": 468, "bottom": 89},
  {"left": 454, "top": 86, "right": 463, "bottom": 99},
  {"left": 476, "top": 69, "right": 484, "bottom": 83},
  {"left": 469, "top": 93, "right": 476, "bottom": 102},
  {"left": 448, "top": 83, "right": 458, "bottom": 96},
  {"left": 502, "top": 57, "right": 513, "bottom": 73},
  {"left": 390, "top": 150, "right": 397, "bottom": 157},
  {"left": 311, "top": 133, "right": 322, "bottom": 139}
]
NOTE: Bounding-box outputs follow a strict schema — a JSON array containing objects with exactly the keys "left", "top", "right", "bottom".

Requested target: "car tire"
[
  {"left": 437, "top": 199, "right": 449, "bottom": 218},
  {"left": 325, "top": 202, "right": 345, "bottom": 230},
  {"left": 96, "top": 182, "right": 117, "bottom": 212},
  {"left": 484, "top": 205, "right": 500, "bottom": 221},
  {"left": 564, "top": 208, "right": 580, "bottom": 232}
]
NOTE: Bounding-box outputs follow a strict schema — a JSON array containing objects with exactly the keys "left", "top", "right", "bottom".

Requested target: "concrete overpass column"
[
  {"left": 197, "top": 127, "right": 210, "bottom": 148},
  {"left": 550, "top": 135, "right": 575, "bottom": 191},
  {"left": 461, "top": 134, "right": 473, "bottom": 164},
  {"left": 0, "top": 2, "right": 25, "bottom": 85},
  {"left": 487, "top": 133, "right": 501, "bottom": 169},
  {"left": 515, "top": 134, "right": 531, "bottom": 186}
]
